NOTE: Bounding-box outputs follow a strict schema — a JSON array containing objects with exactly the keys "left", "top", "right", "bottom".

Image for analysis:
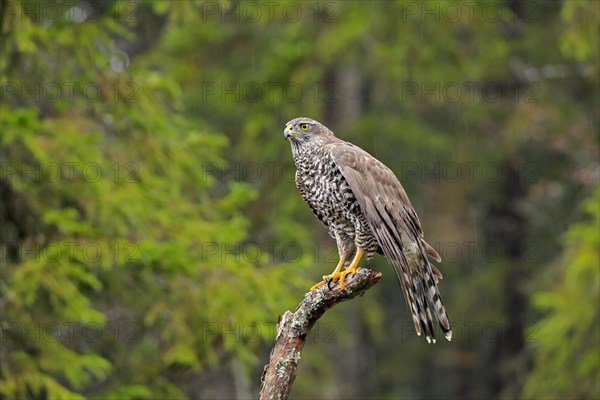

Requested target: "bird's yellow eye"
[{"left": 300, "top": 124, "right": 309, "bottom": 131}]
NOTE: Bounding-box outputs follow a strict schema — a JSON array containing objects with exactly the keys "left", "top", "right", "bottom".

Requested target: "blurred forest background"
[{"left": 1, "top": 0, "right": 598, "bottom": 399}]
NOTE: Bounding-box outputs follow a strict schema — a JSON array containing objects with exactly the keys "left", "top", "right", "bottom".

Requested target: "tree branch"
[{"left": 259, "top": 268, "right": 382, "bottom": 400}]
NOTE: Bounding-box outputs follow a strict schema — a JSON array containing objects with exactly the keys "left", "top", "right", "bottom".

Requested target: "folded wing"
[{"left": 330, "top": 142, "right": 452, "bottom": 342}]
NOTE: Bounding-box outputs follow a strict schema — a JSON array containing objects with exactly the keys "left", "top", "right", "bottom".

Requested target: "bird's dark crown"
[{"left": 284, "top": 117, "right": 334, "bottom": 143}]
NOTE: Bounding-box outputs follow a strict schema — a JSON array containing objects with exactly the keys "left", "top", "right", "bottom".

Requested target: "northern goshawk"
[{"left": 284, "top": 117, "right": 452, "bottom": 343}]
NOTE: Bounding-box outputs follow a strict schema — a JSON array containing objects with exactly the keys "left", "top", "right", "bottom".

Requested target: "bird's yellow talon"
[
  {"left": 338, "top": 265, "right": 357, "bottom": 291},
  {"left": 309, "top": 257, "right": 347, "bottom": 291},
  {"left": 310, "top": 271, "right": 342, "bottom": 291},
  {"left": 338, "top": 249, "right": 363, "bottom": 290},
  {"left": 308, "top": 249, "right": 364, "bottom": 291}
]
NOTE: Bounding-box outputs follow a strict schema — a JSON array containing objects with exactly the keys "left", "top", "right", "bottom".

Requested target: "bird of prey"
[{"left": 284, "top": 117, "right": 452, "bottom": 343}]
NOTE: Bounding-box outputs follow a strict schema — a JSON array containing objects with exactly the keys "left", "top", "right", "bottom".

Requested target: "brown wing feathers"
[{"left": 331, "top": 143, "right": 452, "bottom": 343}]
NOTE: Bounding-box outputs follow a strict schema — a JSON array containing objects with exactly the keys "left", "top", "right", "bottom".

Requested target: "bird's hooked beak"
[{"left": 284, "top": 124, "right": 295, "bottom": 140}]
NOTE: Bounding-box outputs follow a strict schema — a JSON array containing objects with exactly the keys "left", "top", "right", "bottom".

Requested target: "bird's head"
[{"left": 283, "top": 117, "right": 334, "bottom": 145}]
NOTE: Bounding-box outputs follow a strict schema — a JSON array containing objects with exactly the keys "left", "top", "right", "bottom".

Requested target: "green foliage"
[
  {"left": 560, "top": 1, "right": 600, "bottom": 64},
  {"left": 524, "top": 188, "right": 600, "bottom": 399},
  {"left": 1, "top": 1, "right": 302, "bottom": 398},
  {"left": 1, "top": 0, "right": 598, "bottom": 398}
]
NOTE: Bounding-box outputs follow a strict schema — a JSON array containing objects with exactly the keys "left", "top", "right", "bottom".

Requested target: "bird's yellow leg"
[
  {"left": 339, "top": 248, "right": 364, "bottom": 291},
  {"left": 310, "top": 257, "right": 346, "bottom": 291}
]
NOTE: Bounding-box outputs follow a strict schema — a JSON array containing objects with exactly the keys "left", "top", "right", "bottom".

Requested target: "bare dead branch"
[{"left": 259, "top": 268, "right": 382, "bottom": 400}]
